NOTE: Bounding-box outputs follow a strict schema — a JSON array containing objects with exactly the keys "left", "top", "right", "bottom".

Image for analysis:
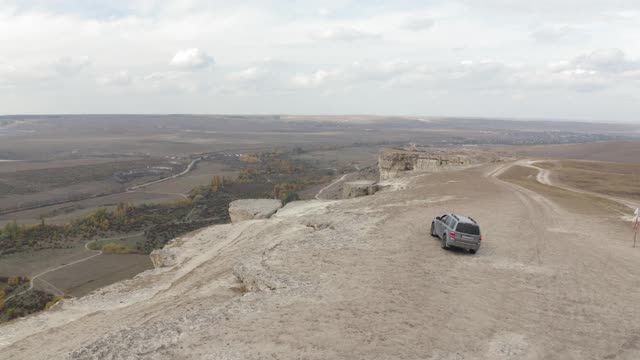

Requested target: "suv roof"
[{"left": 450, "top": 214, "right": 477, "bottom": 225}]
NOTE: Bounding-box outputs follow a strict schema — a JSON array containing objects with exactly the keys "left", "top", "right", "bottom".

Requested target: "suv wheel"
[
  {"left": 441, "top": 234, "right": 448, "bottom": 249},
  {"left": 469, "top": 249, "right": 477, "bottom": 254},
  {"left": 430, "top": 222, "right": 436, "bottom": 237}
]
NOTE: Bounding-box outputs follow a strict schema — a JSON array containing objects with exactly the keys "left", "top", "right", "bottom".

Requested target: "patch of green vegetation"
[
  {"left": 87, "top": 241, "right": 102, "bottom": 250},
  {"left": 0, "top": 289, "right": 53, "bottom": 324},
  {"left": 0, "top": 276, "right": 51, "bottom": 324},
  {"left": 45, "top": 296, "right": 64, "bottom": 310},
  {"left": 101, "top": 243, "right": 134, "bottom": 254}
]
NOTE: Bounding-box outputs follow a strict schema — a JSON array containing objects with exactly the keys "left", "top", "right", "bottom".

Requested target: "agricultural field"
[
  {"left": 0, "top": 157, "right": 187, "bottom": 215},
  {"left": 38, "top": 254, "right": 153, "bottom": 298},
  {"left": 142, "top": 160, "right": 239, "bottom": 195},
  {"left": 291, "top": 145, "right": 380, "bottom": 172}
]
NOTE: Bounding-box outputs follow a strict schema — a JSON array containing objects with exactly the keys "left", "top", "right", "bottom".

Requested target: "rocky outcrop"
[
  {"left": 149, "top": 248, "right": 178, "bottom": 268},
  {"left": 228, "top": 199, "right": 282, "bottom": 223},
  {"left": 378, "top": 148, "right": 467, "bottom": 180},
  {"left": 342, "top": 180, "right": 377, "bottom": 198}
]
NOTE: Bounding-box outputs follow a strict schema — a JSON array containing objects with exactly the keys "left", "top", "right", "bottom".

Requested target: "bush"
[
  {"left": 1, "top": 290, "right": 53, "bottom": 323},
  {"left": 45, "top": 296, "right": 64, "bottom": 310},
  {"left": 87, "top": 241, "right": 102, "bottom": 250},
  {"left": 101, "top": 243, "right": 133, "bottom": 254},
  {"left": 280, "top": 192, "right": 300, "bottom": 204}
]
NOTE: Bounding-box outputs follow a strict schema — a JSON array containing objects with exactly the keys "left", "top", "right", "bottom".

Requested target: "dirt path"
[
  {"left": 314, "top": 173, "right": 351, "bottom": 200},
  {"left": 4, "top": 244, "right": 102, "bottom": 302},
  {"left": 524, "top": 160, "right": 639, "bottom": 210},
  {"left": 0, "top": 159, "right": 199, "bottom": 217},
  {"left": 127, "top": 158, "right": 201, "bottom": 192},
  {"left": 4, "top": 233, "right": 143, "bottom": 302}
]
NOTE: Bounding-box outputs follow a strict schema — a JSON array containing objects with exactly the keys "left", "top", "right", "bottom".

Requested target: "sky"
[{"left": 1, "top": 0, "right": 639, "bottom": 122}]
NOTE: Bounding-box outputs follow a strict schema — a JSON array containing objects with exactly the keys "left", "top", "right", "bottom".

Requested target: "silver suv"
[{"left": 431, "top": 214, "right": 482, "bottom": 254}]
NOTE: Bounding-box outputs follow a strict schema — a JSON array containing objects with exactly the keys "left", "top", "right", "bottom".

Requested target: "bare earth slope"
[{"left": 1, "top": 163, "right": 639, "bottom": 359}]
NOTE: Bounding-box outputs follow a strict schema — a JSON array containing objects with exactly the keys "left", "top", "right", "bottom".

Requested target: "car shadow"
[{"left": 444, "top": 246, "right": 475, "bottom": 255}]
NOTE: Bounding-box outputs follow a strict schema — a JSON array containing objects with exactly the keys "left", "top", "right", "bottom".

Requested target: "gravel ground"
[{"left": 1, "top": 162, "right": 639, "bottom": 359}]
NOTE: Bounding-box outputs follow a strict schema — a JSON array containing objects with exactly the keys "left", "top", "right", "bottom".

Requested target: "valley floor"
[{"left": 1, "top": 161, "right": 639, "bottom": 359}]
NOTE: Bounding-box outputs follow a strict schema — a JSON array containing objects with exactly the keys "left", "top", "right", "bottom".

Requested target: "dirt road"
[
  {"left": 524, "top": 160, "right": 639, "bottom": 210},
  {"left": 314, "top": 173, "right": 350, "bottom": 200},
  {"left": 1, "top": 162, "right": 639, "bottom": 359},
  {"left": 0, "top": 159, "right": 198, "bottom": 217},
  {"left": 4, "top": 233, "right": 145, "bottom": 301},
  {"left": 127, "top": 158, "right": 201, "bottom": 192}
]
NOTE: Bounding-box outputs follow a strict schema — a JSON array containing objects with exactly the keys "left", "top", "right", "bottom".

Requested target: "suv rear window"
[{"left": 456, "top": 223, "right": 480, "bottom": 235}]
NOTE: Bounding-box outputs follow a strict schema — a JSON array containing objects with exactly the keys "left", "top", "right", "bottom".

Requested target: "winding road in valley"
[
  {"left": 0, "top": 158, "right": 200, "bottom": 217},
  {"left": 4, "top": 233, "right": 144, "bottom": 302},
  {"left": 126, "top": 158, "right": 201, "bottom": 193}
]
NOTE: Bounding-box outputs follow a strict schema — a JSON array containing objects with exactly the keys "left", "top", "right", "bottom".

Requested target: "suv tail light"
[
  {"left": 479, "top": 235, "right": 483, "bottom": 241},
  {"left": 449, "top": 231, "right": 456, "bottom": 239}
]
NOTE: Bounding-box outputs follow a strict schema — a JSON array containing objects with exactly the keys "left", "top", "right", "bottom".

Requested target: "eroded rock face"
[
  {"left": 378, "top": 148, "right": 466, "bottom": 180},
  {"left": 343, "top": 180, "right": 377, "bottom": 198},
  {"left": 149, "top": 248, "right": 178, "bottom": 268},
  {"left": 228, "top": 199, "right": 283, "bottom": 223}
]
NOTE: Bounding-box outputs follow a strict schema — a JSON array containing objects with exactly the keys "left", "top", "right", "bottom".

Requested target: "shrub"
[
  {"left": 45, "top": 296, "right": 64, "bottom": 310},
  {"left": 280, "top": 192, "right": 300, "bottom": 205},
  {"left": 1, "top": 290, "right": 53, "bottom": 323},
  {"left": 101, "top": 243, "right": 133, "bottom": 254},
  {"left": 87, "top": 241, "right": 102, "bottom": 251}
]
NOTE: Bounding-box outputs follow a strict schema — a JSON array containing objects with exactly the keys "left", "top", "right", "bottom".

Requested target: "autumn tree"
[
  {"left": 114, "top": 202, "right": 131, "bottom": 220},
  {"left": 239, "top": 153, "right": 260, "bottom": 163},
  {"left": 210, "top": 176, "right": 225, "bottom": 192},
  {"left": 2, "top": 220, "right": 21, "bottom": 240},
  {"left": 0, "top": 288, "right": 5, "bottom": 309}
]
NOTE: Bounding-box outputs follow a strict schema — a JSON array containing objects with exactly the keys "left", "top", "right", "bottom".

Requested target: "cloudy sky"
[{"left": 1, "top": 0, "right": 639, "bottom": 122}]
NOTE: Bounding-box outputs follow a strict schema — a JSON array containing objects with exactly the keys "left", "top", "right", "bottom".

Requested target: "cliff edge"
[{"left": 2, "top": 160, "right": 639, "bottom": 360}]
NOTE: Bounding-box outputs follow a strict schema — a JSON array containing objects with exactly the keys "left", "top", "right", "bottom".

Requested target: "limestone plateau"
[{"left": 1, "top": 146, "right": 639, "bottom": 360}]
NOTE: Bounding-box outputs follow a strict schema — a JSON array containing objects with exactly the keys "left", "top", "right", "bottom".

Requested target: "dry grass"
[
  {"left": 101, "top": 243, "right": 134, "bottom": 254},
  {"left": 515, "top": 141, "right": 640, "bottom": 164},
  {"left": 536, "top": 160, "right": 640, "bottom": 200},
  {"left": 498, "top": 165, "right": 631, "bottom": 218}
]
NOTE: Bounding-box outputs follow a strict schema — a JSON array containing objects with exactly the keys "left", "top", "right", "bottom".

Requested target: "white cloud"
[
  {"left": 96, "top": 69, "right": 207, "bottom": 93},
  {"left": 530, "top": 24, "right": 586, "bottom": 43},
  {"left": 228, "top": 66, "right": 262, "bottom": 82},
  {"left": 570, "top": 48, "right": 638, "bottom": 73},
  {"left": 141, "top": 71, "right": 187, "bottom": 91},
  {"left": 1, "top": 1, "right": 640, "bottom": 120},
  {"left": 402, "top": 16, "right": 435, "bottom": 31},
  {"left": 291, "top": 70, "right": 340, "bottom": 88},
  {"left": 169, "top": 48, "right": 214, "bottom": 70},
  {"left": 317, "top": 8, "right": 332, "bottom": 17},
  {"left": 0, "top": 55, "right": 92, "bottom": 90},
  {"left": 284, "top": 51, "right": 638, "bottom": 96},
  {"left": 54, "top": 55, "right": 91, "bottom": 76},
  {"left": 309, "top": 27, "right": 380, "bottom": 42},
  {"left": 97, "top": 70, "right": 132, "bottom": 87}
]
